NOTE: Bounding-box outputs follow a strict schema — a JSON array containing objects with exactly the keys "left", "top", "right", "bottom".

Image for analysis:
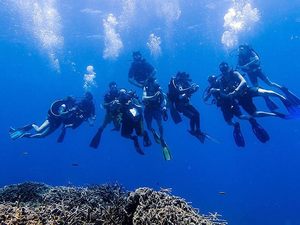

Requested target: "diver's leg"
[
  {"left": 32, "top": 120, "right": 50, "bottom": 132},
  {"left": 256, "top": 88, "right": 286, "bottom": 102},
  {"left": 258, "top": 71, "right": 283, "bottom": 90},
  {"left": 144, "top": 107, "right": 153, "bottom": 131},
  {"left": 25, "top": 127, "right": 51, "bottom": 138},
  {"left": 252, "top": 111, "right": 280, "bottom": 118},
  {"left": 188, "top": 105, "right": 200, "bottom": 131},
  {"left": 181, "top": 105, "right": 195, "bottom": 131}
]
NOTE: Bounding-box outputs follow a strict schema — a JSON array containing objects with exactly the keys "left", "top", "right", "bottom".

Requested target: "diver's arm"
[
  {"left": 142, "top": 90, "right": 160, "bottom": 101},
  {"left": 128, "top": 77, "right": 144, "bottom": 88},
  {"left": 239, "top": 51, "right": 259, "bottom": 68},
  {"left": 228, "top": 72, "right": 246, "bottom": 97}
]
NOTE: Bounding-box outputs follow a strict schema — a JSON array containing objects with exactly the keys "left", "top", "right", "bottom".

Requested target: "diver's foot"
[
  {"left": 233, "top": 122, "right": 245, "bottom": 147},
  {"left": 143, "top": 131, "right": 152, "bottom": 147},
  {"left": 189, "top": 129, "right": 205, "bottom": 143},
  {"left": 249, "top": 119, "right": 270, "bottom": 143},
  {"left": 133, "top": 136, "right": 145, "bottom": 155}
]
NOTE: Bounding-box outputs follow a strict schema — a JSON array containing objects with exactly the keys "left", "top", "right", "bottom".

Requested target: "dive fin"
[
  {"left": 264, "top": 97, "right": 278, "bottom": 111},
  {"left": 250, "top": 119, "right": 270, "bottom": 143},
  {"left": 233, "top": 123, "right": 245, "bottom": 147},
  {"left": 133, "top": 136, "right": 145, "bottom": 155},
  {"left": 89, "top": 128, "right": 103, "bottom": 149},
  {"left": 57, "top": 127, "right": 66, "bottom": 143},
  {"left": 188, "top": 130, "right": 205, "bottom": 143},
  {"left": 161, "top": 140, "right": 171, "bottom": 161},
  {"left": 170, "top": 104, "right": 182, "bottom": 124},
  {"left": 281, "top": 87, "right": 300, "bottom": 106},
  {"left": 9, "top": 124, "right": 33, "bottom": 140}
]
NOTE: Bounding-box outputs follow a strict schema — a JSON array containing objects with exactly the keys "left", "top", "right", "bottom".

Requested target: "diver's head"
[
  {"left": 238, "top": 44, "right": 250, "bottom": 56},
  {"left": 84, "top": 91, "right": 93, "bottom": 100},
  {"left": 146, "top": 75, "right": 156, "bottom": 84},
  {"left": 219, "top": 62, "right": 230, "bottom": 74},
  {"left": 176, "top": 72, "right": 190, "bottom": 81},
  {"left": 132, "top": 51, "right": 142, "bottom": 61},
  {"left": 109, "top": 81, "right": 118, "bottom": 95},
  {"left": 208, "top": 75, "right": 217, "bottom": 85}
]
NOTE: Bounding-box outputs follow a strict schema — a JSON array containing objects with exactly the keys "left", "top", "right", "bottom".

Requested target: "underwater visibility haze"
[{"left": 1, "top": 0, "right": 300, "bottom": 224}]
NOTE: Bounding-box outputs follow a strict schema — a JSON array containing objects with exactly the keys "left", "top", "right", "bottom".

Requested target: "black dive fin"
[
  {"left": 57, "top": 127, "right": 66, "bottom": 143},
  {"left": 170, "top": 104, "right": 182, "bottom": 124},
  {"left": 281, "top": 87, "right": 300, "bottom": 106},
  {"left": 89, "top": 128, "right": 103, "bottom": 149},
  {"left": 264, "top": 97, "right": 278, "bottom": 111},
  {"left": 188, "top": 130, "right": 205, "bottom": 143},
  {"left": 250, "top": 120, "right": 270, "bottom": 143},
  {"left": 161, "top": 140, "right": 172, "bottom": 161},
  {"left": 233, "top": 123, "right": 245, "bottom": 147}
]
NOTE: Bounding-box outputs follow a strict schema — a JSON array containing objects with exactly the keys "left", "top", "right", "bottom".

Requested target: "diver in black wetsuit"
[
  {"left": 90, "top": 82, "right": 122, "bottom": 149},
  {"left": 128, "top": 51, "right": 156, "bottom": 88},
  {"left": 9, "top": 96, "right": 76, "bottom": 140},
  {"left": 168, "top": 72, "right": 206, "bottom": 143},
  {"left": 204, "top": 75, "right": 269, "bottom": 147},
  {"left": 237, "top": 44, "right": 300, "bottom": 108},
  {"left": 142, "top": 76, "right": 171, "bottom": 160},
  {"left": 119, "top": 89, "right": 151, "bottom": 155},
  {"left": 218, "top": 62, "right": 293, "bottom": 118},
  {"left": 58, "top": 92, "right": 96, "bottom": 143}
]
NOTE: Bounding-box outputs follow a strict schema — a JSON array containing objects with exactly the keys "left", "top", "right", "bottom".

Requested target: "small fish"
[
  {"left": 22, "top": 152, "right": 29, "bottom": 156},
  {"left": 71, "top": 163, "right": 79, "bottom": 167},
  {"left": 218, "top": 191, "right": 226, "bottom": 195}
]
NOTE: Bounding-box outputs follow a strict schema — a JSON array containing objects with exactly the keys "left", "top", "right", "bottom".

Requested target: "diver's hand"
[
  {"left": 227, "top": 90, "right": 237, "bottom": 98},
  {"left": 191, "top": 84, "right": 199, "bottom": 91},
  {"left": 162, "top": 107, "right": 168, "bottom": 121}
]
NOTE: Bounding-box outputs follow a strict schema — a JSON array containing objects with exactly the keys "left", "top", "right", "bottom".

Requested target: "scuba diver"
[
  {"left": 57, "top": 92, "right": 96, "bottom": 143},
  {"left": 203, "top": 75, "right": 269, "bottom": 147},
  {"left": 237, "top": 44, "right": 300, "bottom": 109},
  {"left": 128, "top": 51, "right": 156, "bottom": 88},
  {"left": 118, "top": 88, "right": 151, "bottom": 155},
  {"left": 168, "top": 72, "right": 208, "bottom": 143},
  {"left": 142, "top": 76, "right": 171, "bottom": 160},
  {"left": 9, "top": 96, "right": 76, "bottom": 140},
  {"left": 218, "top": 62, "right": 296, "bottom": 118},
  {"left": 90, "top": 82, "right": 122, "bottom": 149}
]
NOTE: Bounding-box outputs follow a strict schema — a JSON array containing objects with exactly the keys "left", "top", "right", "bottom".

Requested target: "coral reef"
[{"left": 0, "top": 182, "right": 227, "bottom": 225}]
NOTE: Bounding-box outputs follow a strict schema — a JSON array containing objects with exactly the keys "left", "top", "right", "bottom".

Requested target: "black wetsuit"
[
  {"left": 63, "top": 99, "right": 95, "bottom": 129},
  {"left": 238, "top": 49, "right": 270, "bottom": 86},
  {"left": 143, "top": 82, "right": 165, "bottom": 128},
  {"left": 219, "top": 70, "right": 258, "bottom": 116},
  {"left": 128, "top": 59, "right": 155, "bottom": 86},
  {"left": 101, "top": 91, "right": 122, "bottom": 130},
  {"left": 168, "top": 77, "right": 200, "bottom": 132},
  {"left": 119, "top": 91, "right": 144, "bottom": 137},
  {"left": 208, "top": 79, "right": 242, "bottom": 123}
]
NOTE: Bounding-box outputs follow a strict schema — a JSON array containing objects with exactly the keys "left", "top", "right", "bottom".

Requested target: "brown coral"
[{"left": 0, "top": 182, "right": 227, "bottom": 225}]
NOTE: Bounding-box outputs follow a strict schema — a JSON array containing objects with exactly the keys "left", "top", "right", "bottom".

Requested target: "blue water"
[{"left": 1, "top": 1, "right": 300, "bottom": 224}]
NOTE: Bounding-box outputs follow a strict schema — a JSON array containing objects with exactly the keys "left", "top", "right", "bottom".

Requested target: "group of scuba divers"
[{"left": 9, "top": 44, "right": 300, "bottom": 160}]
